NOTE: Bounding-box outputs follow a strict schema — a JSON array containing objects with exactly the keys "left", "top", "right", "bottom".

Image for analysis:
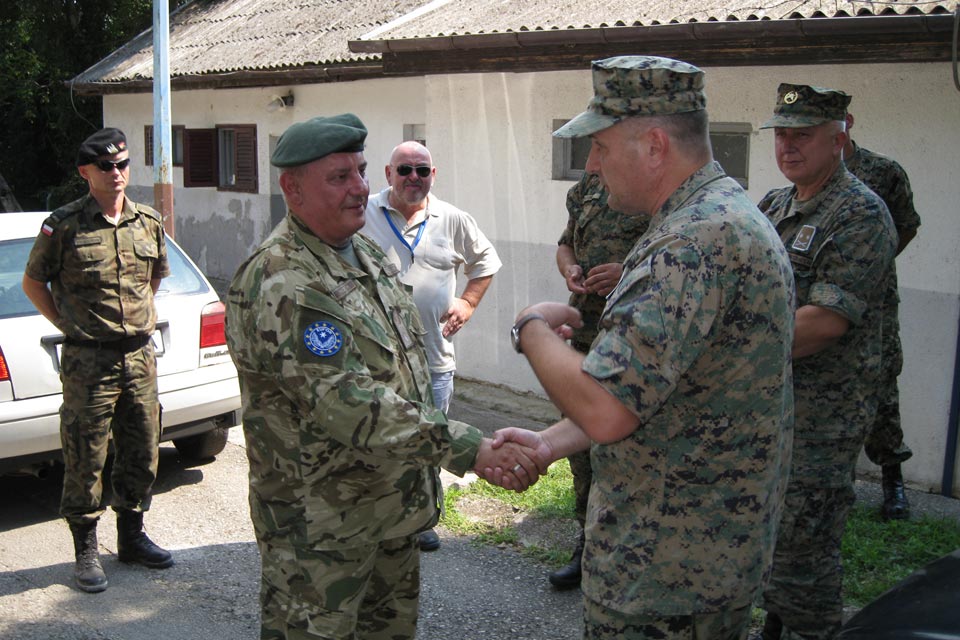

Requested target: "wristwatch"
[{"left": 510, "top": 312, "right": 547, "bottom": 354}]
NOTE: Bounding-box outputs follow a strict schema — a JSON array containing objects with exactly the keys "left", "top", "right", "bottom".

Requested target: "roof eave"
[
  {"left": 349, "top": 13, "right": 954, "bottom": 55},
  {"left": 69, "top": 61, "right": 387, "bottom": 96}
]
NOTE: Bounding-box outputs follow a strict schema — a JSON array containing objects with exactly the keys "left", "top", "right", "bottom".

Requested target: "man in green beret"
[
  {"left": 842, "top": 105, "right": 921, "bottom": 522},
  {"left": 22, "top": 127, "right": 173, "bottom": 593},
  {"left": 491, "top": 56, "right": 795, "bottom": 639},
  {"left": 224, "top": 113, "right": 539, "bottom": 640},
  {"left": 757, "top": 84, "right": 898, "bottom": 640}
]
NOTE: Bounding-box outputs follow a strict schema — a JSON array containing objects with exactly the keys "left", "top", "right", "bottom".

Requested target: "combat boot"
[
  {"left": 116, "top": 510, "right": 174, "bottom": 568},
  {"left": 69, "top": 520, "right": 108, "bottom": 593},
  {"left": 761, "top": 612, "right": 783, "bottom": 640},
  {"left": 548, "top": 530, "right": 584, "bottom": 590},
  {"left": 881, "top": 464, "right": 910, "bottom": 521}
]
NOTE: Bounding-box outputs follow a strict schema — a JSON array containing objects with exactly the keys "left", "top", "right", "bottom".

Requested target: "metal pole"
[{"left": 153, "top": 0, "right": 174, "bottom": 237}]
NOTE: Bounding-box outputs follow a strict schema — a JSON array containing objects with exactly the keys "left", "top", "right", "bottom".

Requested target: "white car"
[{"left": 0, "top": 211, "right": 241, "bottom": 475}]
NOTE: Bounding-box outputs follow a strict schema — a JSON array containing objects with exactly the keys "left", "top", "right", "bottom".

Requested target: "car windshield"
[{"left": 0, "top": 236, "right": 209, "bottom": 320}]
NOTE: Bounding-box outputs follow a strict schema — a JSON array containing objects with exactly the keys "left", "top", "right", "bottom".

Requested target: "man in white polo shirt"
[{"left": 362, "top": 140, "right": 502, "bottom": 551}]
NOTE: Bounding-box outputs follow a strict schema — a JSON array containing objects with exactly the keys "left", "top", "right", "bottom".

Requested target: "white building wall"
[{"left": 103, "top": 60, "right": 959, "bottom": 494}]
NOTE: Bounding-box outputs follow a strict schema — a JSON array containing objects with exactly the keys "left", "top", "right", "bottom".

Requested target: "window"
[
  {"left": 552, "top": 119, "right": 592, "bottom": 181},
  {"left": 182, "top": 124, "right": 258, "bottom": 193},
  {"left": 403, "top": 124, "right": 426, "bottom": 146},
  {"left": 144, "top": 125, "right": 185, "bottom": 166},
  {"left": 551, "top": 118, "right": 751, "bottom": 188},
  {"left": 709, "top": 123, "right": 751, "bottom": 189}
]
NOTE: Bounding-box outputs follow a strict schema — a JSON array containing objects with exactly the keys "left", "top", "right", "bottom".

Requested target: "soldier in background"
[
  {"left": 758, "top": 85, "right": 898, "bottom": 640},
  {"left": 22, "top": 128, "right": 173, "bottom": 593},
  {"left": 494, "top": 56, "right": 795, "bottom": 639},
  {"left": 548, "top": 172, "right": 648, "bottom": 589},
  {"left": 843, "top": 108, "right": 921, "bottom": 521},
  {"left": 224, "top": 114, "right": 539, "bottom": 640}
]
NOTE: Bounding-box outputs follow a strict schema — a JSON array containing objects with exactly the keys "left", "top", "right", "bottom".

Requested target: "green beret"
[
  {"left": 760, "top": 83, "right": 850, "bottom": 129},
  {"left": 554, "top": 56, "right": 706, "bottom": 139},
  {"left": 77, "top": 128, "right": 127, "bottom": 166},
  {"left": 271, "top": 113, "right": 367, "bottom": 168}
]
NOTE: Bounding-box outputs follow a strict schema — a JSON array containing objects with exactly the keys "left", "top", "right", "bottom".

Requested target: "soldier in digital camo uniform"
[
  {"left": 757, "top": 85, "right": 898, "bottom": 640},
  {"left": 223, "top": 114, "right": 539, "bottom": 640},
  {"left": 492, "top": 56, "right": 795, "bottom": 639},
  {"left": 22, "top": 128, "right": 174, "bottom": 594},
  {"left": 842, "top": 107, "right": 921, "bottom": 521},
  {"left": 548, "top": 172, "right": 648, "bottom": 589}
]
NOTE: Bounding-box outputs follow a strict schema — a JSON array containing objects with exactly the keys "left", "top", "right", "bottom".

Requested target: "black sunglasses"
[
  {"left": 396, "top": 164, "right": 431, "bottom": 178},
  {"left": 94, "top": 158, "right": 131, "bottom": 172}
]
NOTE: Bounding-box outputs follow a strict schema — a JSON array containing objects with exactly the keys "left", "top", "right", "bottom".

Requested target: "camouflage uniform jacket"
[
  {"left": 581, "top": 161, "right": 796, "bottom": 615},
  {"left": 24, "top": 194, "right": 169, "bottom": 340},
  {"left": 846, "top": 142, "right": 920, "bottom": 377},
  {"left": 759, "top": 163, "right": 897, "bottom": 485},
  {"left": 225, "top": 214, "right": 483, "bottom": 551},
  {"left": 844, "top": 142, "right": 921, "bottom": 240},
  {"left": 558, "top": 173, "right": 649, "bottom": 352}
]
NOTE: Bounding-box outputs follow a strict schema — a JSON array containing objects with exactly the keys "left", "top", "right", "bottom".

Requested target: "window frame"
[
  {"left": 143, "top": 125, "right": 185, "bottom": 167},
  {"left": 181, "top": 124, "right": 258, "bottom": 193}
]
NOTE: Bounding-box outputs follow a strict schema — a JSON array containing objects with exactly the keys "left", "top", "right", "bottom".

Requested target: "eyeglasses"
[
  {"left": 395, "top": 164, "right": 431, "bottom": 178},
  {"left": 94, "top": 158, "right": 131, "bottom": 172}
]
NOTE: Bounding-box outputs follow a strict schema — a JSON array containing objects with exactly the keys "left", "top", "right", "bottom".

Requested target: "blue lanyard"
[{"left": 381, "top": 207, "right": 427, "bottom": 262}]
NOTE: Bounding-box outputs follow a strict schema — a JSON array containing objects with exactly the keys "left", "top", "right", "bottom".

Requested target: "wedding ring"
[{"left": 512, "top": 464, "right": 523, "bottom": 473}]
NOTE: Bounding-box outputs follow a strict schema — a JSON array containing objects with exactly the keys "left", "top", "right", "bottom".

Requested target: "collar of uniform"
[
  {"left": 789, "top": 161, "right": 851, "bottom": 214},
  {"left": 645, "top": 160, "right": 727, "bottom": 231},
  {"left": 79, "top": 194, "right": 138, "bottom": 226},
  {"left": 843, "top": 139, "right": 863, "bottom": 173},
  {"left": 288, "top": 213, "right": 383, "bottom": 281}
]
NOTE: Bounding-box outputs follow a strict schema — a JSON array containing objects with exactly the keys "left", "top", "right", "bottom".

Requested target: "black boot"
[
  {"left": 69, "top": 520, "right": 108, "bottom": 593},
  {"left": 881, "top": 464, "right": 910, "bottom": 521},
  {"left": 548, "top": 530, "right": 584, "bottom": 590},
  {"left": 116, "top": 510, "right": 174, "bottom": 568},
  {"left": 761, "top": 612, "right": 783, "bottom": 640}
]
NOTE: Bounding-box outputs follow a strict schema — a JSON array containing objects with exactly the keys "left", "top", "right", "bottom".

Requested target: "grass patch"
[
  {"left": 841, "top": 504, "right": 960, "bottom": 606},
  {"left": 443, "top": 466, "right": 960, "bottom": 608}
]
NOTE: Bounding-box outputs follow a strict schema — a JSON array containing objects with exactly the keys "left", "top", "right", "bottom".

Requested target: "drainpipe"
[{"left": 943, "top": 303, "right": 960, "bottom": 497}]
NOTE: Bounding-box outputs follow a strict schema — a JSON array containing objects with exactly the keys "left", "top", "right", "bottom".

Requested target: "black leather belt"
[{"left": 65, "top": 334, "right": 151, "bottom": 353}]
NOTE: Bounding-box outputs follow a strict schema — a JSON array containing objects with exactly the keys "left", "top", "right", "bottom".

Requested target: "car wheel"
[{"left": 173, "top": 426, "right": 229, "bottom": 460}]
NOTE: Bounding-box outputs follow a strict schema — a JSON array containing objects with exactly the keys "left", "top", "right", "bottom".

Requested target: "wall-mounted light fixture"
[{"left": 267, "top": 91, "right": 295, "bottom": 112}]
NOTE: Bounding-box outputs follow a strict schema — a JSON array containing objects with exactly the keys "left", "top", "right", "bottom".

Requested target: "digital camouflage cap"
[
  {"left": 760, "top": 83, "right": 851, "bottom": 129},
  {"left": 553, "top": 55, "right": 706, "bottom": 139}
]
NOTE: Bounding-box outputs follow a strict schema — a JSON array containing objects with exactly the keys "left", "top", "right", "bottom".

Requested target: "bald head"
[{"left": 386, "top": 141, "right": 436, "bottom": 216}]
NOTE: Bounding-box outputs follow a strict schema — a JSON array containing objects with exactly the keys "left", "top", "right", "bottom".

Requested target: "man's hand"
[
  {"left": 516, "top": 302, "right": 584, "bottom": 342},
  {"left": 583, "top": 262, "right": 623, "bottom": 297},
  {"left": 474, "top": 437, "right": 541, "bottom": 492},
  {"left": 563, "top": 264, "right": 588, "bottom": 295},
  {"left": 441, "top": 297, "right": 475, "bottom": 337},
  {"left": 481, "top": 428, "right": 556, "bottom": 491}
]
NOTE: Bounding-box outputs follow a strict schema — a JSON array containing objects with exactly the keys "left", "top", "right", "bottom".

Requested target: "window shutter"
[
  {"left": 184, "top": 128, "right": 217, "bottom": 188},
  {"left": 233, "top": 126, "right": 258, "bottom": 193},
  {"left": 144, "top": 125, "right": 154, "bottom": 166}
]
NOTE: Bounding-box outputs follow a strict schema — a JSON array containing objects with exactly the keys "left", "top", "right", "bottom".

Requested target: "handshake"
[{"left": 471, "top": 428, "right": 556, "bottom": 492}]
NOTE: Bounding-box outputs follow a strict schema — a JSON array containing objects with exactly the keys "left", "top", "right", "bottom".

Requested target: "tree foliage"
[{"left": 0, "top": 1, "right": 177, "bottom": 210}]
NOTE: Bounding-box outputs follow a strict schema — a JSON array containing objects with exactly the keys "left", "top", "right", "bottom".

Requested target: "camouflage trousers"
[
  {"left": 569, "top": 449, "right": 592, "bottom": 528},
  {"left": 863, "top": 315, "right": 912, "bottom": 466},
  {"left": 583, "top": 597, "right": 751, "bottom": 640},
  {"left": 59, "top": 342, "right": 160, "bottom": 525},
  {"left": 259, "top": 534, "right": 419, "bottom": 640},
  {"left": 762, "top": 483, "right": 857, "bottom": 640}
]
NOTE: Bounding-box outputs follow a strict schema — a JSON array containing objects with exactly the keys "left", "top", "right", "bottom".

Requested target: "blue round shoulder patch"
[{"left": 303, "top": 321, "right": 343, "bottom": 357}]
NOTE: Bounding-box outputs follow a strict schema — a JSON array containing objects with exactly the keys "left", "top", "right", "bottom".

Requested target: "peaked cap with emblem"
[
  {"left": 554, "top": 55, "right": 706, "bottom": 138},
  {"left": 76, "top": 128, "right": 127, "bottom": 166},
  {"left": 271, "top": 113, "right": 367, "bottom": 168},
  {"left": 760, "top": 83, "right": 851, "bottom": 129}
]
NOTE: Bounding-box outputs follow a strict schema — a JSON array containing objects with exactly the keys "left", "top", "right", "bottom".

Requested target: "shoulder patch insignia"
[
  {"left": 791, "top": 225, "right": 817, "bottom": 252},
  {"left": 303, "top": 321, "right": 343, "bottom": 357}
]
